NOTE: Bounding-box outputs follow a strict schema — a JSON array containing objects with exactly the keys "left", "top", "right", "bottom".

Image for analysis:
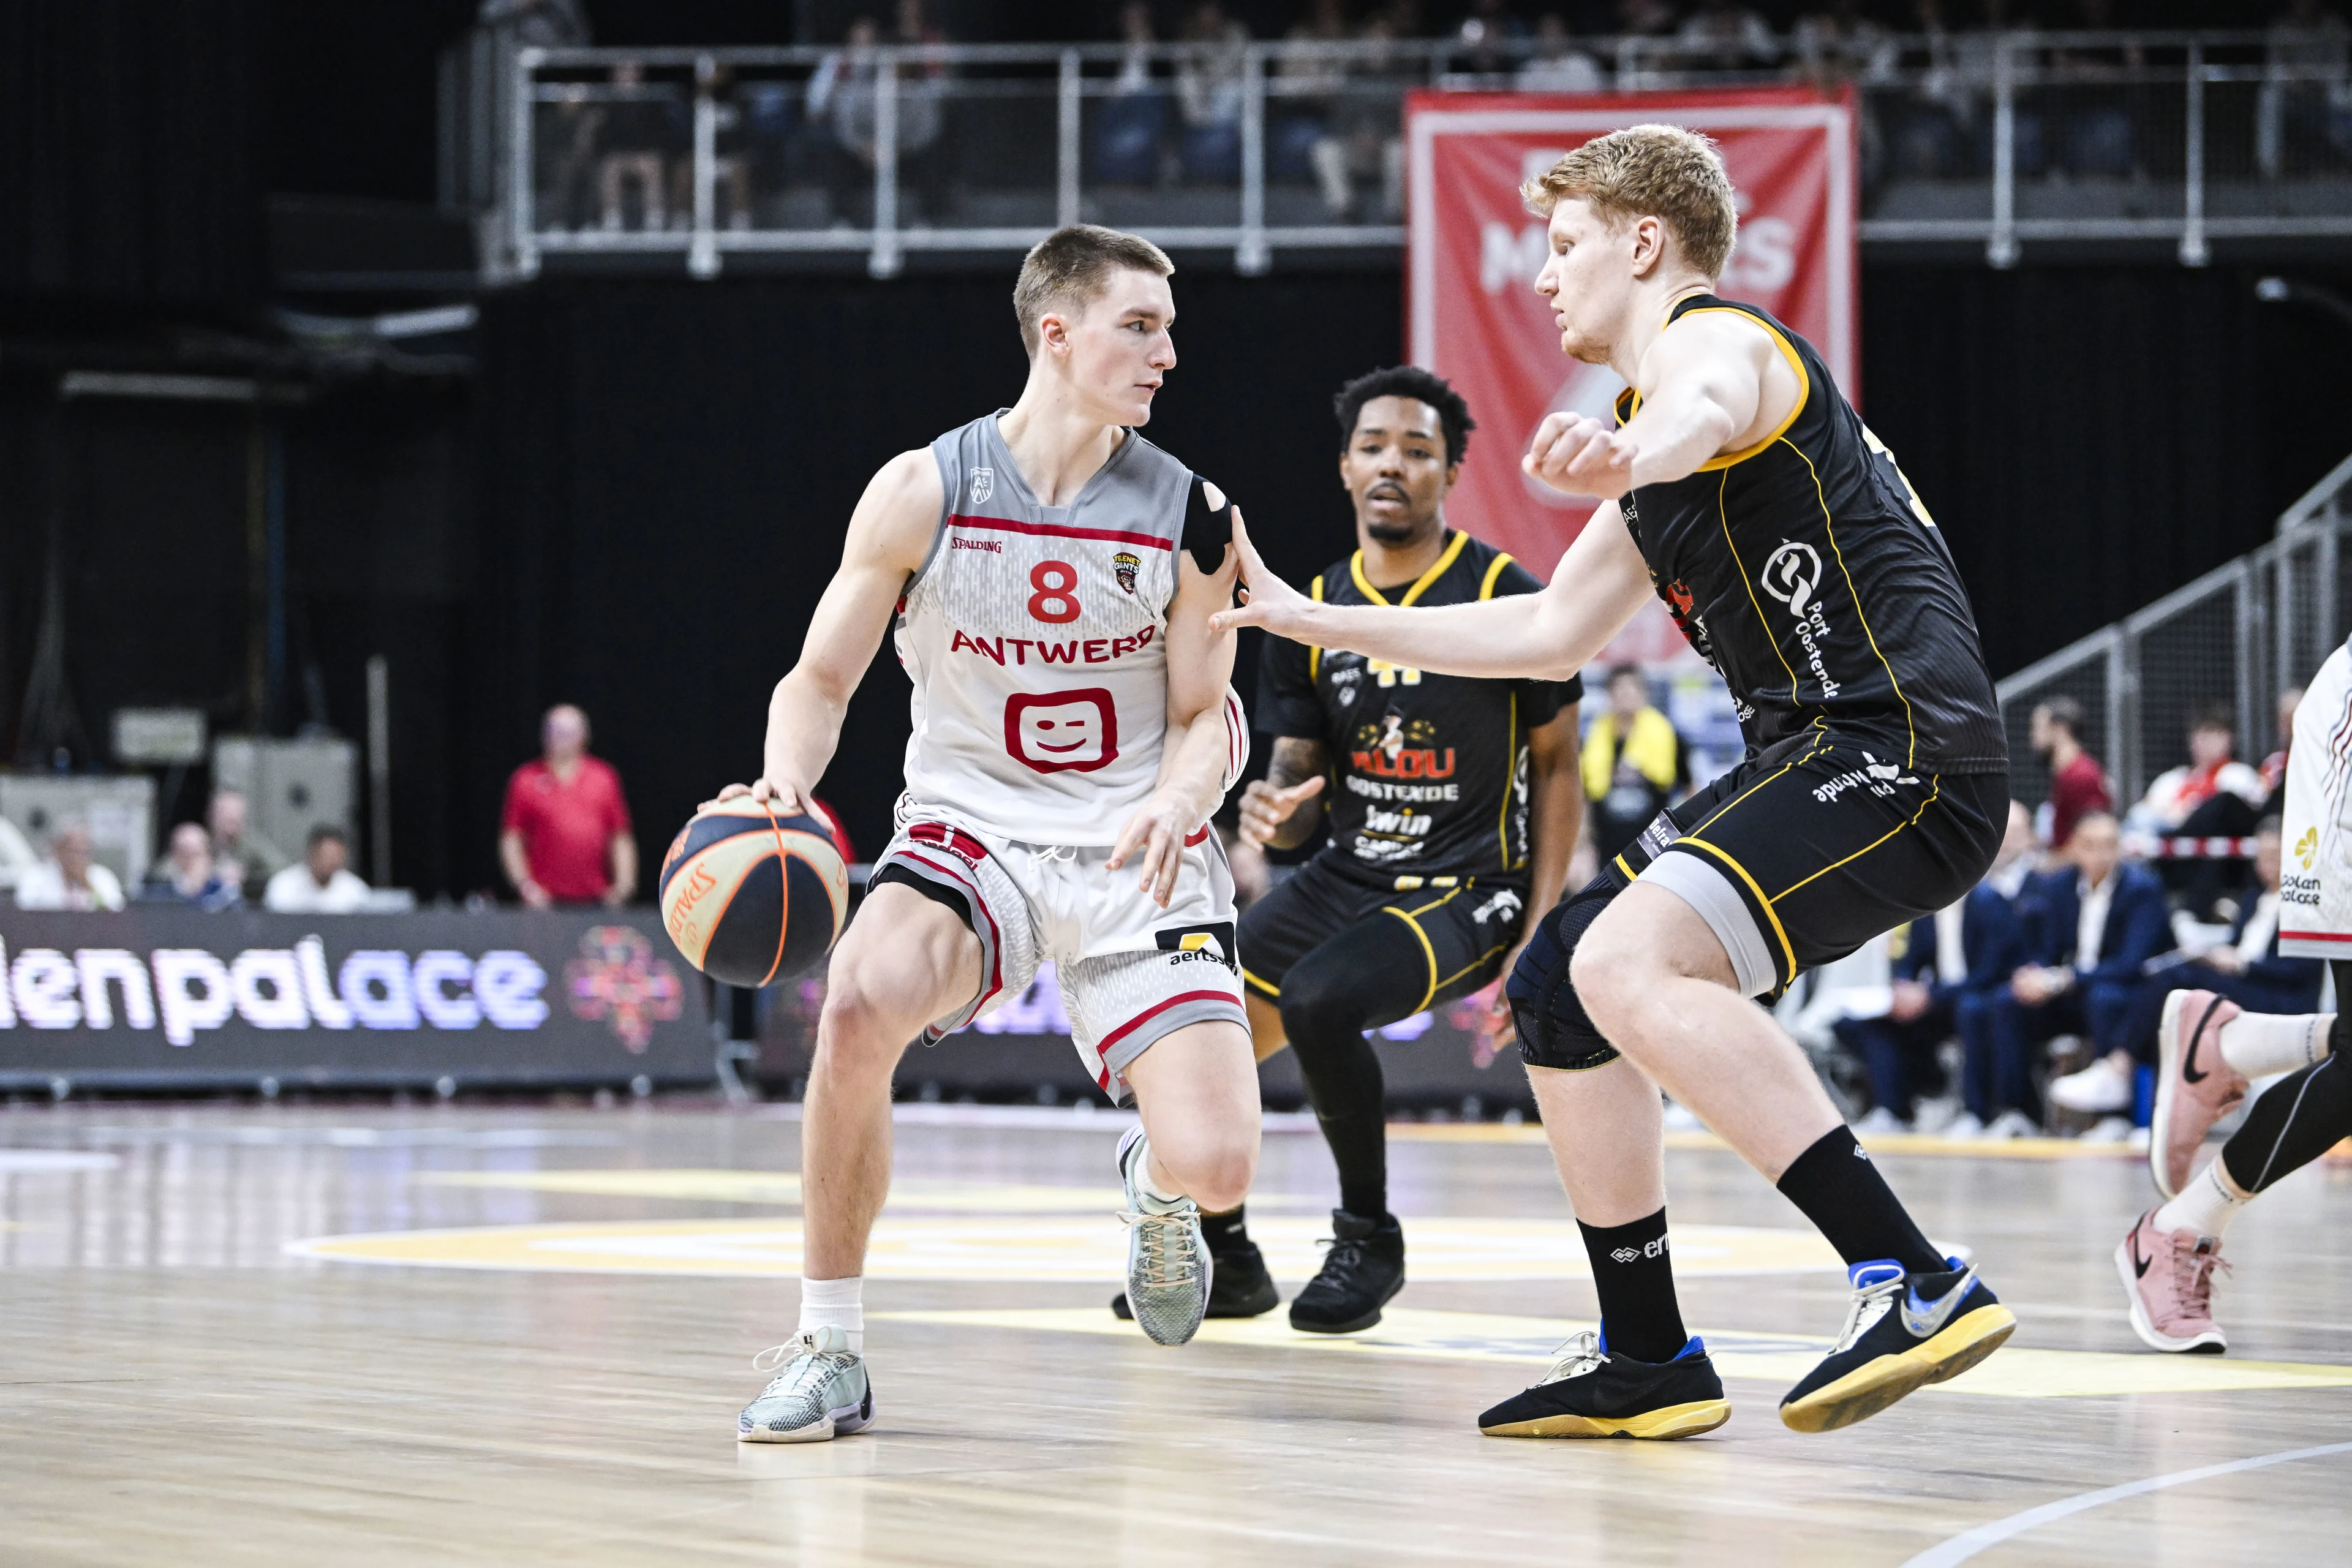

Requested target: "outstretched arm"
[
  {"left": 1108, "top": 498, "right": 1244, "bottom": 905},
  {"left": 1519, "top": 312, "right": 1787, "bottom": 499},
  {"left": 714, "top": 450, "right": 941, "bottom": 815},
  {"left": 1215, "top": 502, "right": 1651, "bottom": 682}
]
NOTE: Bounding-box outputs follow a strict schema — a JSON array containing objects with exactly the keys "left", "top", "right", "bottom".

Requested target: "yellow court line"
[{"left": 870, "top": 1305, "right": 2352, "bottom": 1401}]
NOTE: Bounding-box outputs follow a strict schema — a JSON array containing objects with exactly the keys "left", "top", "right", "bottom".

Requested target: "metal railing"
[
  {"left": 1995, "top": 450, "right": 2352, "bottom": 814},
  {"left": 440, "top": 29, "right": 2352, "bottom": 280}
]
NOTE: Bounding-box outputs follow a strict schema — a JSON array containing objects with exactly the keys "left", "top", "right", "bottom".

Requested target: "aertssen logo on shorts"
[{"left": 1155, "top": 922, "right": 1237, "bottom": 972}]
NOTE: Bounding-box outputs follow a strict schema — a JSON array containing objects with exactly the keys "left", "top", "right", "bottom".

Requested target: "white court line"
[{"left": 1901, "top": 1441, "right": 2352, "bottom": 1567}]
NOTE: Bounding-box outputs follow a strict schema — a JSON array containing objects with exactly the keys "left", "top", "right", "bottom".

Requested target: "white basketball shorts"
[
  {"left": 2280, "top": 638, "right": 2352, "bottom": 960},
  {"left": 869, "top": 805, "right": 1246, "bottom": 1100}
]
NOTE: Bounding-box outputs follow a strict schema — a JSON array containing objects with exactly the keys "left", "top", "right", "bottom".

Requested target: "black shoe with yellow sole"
[
  {"left": 1779, "top": 1257, "right": 2015, "bottom": 1433},
  {"left": 1111, "top": 1236, "right": 1280, "bottom": 1321},
  {"left": 1478, "top": 1330, "right": 1732, "bottom": 1440}
]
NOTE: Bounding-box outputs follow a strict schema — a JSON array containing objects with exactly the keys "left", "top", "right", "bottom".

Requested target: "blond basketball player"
[{"left": 720, "top": 227, "right": 1258, "bottom": 1443}]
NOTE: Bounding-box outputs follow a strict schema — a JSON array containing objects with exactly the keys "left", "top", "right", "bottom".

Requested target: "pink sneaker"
[
  {"left": 2149, "top": 990, "right": 2248, "bottom": 1200},
  {"left": 2114, "top": 1211, "right": 2227, "bottom": 1354}
]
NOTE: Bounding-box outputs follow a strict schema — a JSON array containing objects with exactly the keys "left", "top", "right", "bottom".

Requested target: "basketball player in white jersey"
[{"left": 722, "top": 227, "right": 1259, "bottom": 1442}]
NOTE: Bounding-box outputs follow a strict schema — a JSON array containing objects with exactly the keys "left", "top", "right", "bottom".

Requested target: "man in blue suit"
[
  {"left": 1987, "top": 811, "right": 2174, "bottom": 1136},
  {"left": 1834, "top": 801, "right": 2035, "bottom": 1131},
  {"left": 2050, "top": 816, "right": 2324, "bottom": 1118}
]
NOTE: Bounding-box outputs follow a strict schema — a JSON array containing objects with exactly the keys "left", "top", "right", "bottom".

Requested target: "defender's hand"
[
  {"left": 1107, "top": 790, "right": 1196, "bottom": 908},
  {"left": 1210, "top": 510, "right": 1311, "bottom": 638},
  {"left": 1523, "top": 412, "right": 1638, "bottom": 499},
  {"left": 1237, "top": 775, "right": 1324, "bottom": 848},
  {"left": 704, "top": 776, "right": 807, "bottom": 815}
]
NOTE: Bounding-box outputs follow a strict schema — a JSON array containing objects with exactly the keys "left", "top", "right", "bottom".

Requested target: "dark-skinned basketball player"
[
  {"left": 1219, "top": 125, "right": 2016, "bottom": 1437},
  {"left": 1110, "top": 367, "right": 1583, "bottom": 1332}
]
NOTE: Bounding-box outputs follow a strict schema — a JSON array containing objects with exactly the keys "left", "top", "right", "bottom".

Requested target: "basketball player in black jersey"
[
  {"left": 1115, "top": 368, "right": 1583, "bottom": 1332},
  {"left": 1219, "top": 125, "right": 2015, "bottom": 1437}
]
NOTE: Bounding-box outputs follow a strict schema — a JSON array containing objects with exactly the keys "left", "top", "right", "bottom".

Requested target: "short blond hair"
[
  {"left": 1012, "top": 225, "right": 1175, "bottom": 355},
  {"left": 1521, "top": 124, "right": 1738, "bottom": 281}
]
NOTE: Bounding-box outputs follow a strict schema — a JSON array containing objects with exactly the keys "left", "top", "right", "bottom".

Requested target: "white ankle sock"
[
  {"left": 2154, "top": 1159, "right": 2252, "bottom": 1240},
  {"left": 1129, "top": 1135, "right": 1185, "bottom": 1213},
  {"left": 797, "top": 1275, "right": 865, "bottom": 1354},
  {"left": 2218, "top": 1012, "right": 2332, "bottom": 1078}
]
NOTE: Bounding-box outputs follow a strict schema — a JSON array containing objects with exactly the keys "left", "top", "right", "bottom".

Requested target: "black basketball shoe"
[
  {"left": 1779, "top": 1257, "right": 2016, "bottom": 1433},
  {"left": 1478, "top": 1330, "right": 1730, "bottom": 1439},
  {"left": 1287, "top": 1209, "right": 1405, "bottom": 1333},
  {"left": 1110, "top": 1235, "right": 1280, "bottom": 1321}
]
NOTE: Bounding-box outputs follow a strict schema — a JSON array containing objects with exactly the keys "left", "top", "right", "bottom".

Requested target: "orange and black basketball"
[{"left": 658, "top": 797, "right": 850, "bottom": 987}]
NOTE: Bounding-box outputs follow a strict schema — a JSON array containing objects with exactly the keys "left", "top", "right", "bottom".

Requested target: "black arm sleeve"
[
  {"left": 1182, "top": 475, "right": 1234, "bottom": 576},
  {"left": 1255, "top": 625, "right": 1325, "bottom": 739}
]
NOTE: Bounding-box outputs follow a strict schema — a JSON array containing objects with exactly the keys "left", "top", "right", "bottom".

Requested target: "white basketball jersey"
[{"left": 895, "top": 412, "right": 1213, "bottom": 846}]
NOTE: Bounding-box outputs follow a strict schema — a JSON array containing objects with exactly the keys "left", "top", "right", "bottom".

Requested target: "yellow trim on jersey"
[
  {"left": 1382, "top": 888, "right": 1464, "bottom": 1014},
  {"left": 1676, "top": 836, "right": 1797, "bottom": 983},
  {"left": 1773, "top": 776, "right": 1945, "bottom": 903},
  {"left": 1433, "top": 940, "right": 1512, "bottom": 997},
  {"left": 1242, "top": 967, "right": 1282, "bottom": 999},
  {"left": 1678, "top": 307, "right": 1810, "bottom": 472},
  {"left": 1782, "top": 435, "right": 1920, "bottom": 771},
  {"left": 1718, "top": 468, "right": 1805, "bottom": 709},
  {"left": 1351, "top": 529, "right": 1471, "bottom": 608},
  {"left": 1479, "top": 551, "right": 1517, "bottom": 600},
  {"left": 1308, "top": 573, "right": 1325, "bottom": 683},
  {"left": 1613, "top": 852, "right": 1636, "bottom": 880}
]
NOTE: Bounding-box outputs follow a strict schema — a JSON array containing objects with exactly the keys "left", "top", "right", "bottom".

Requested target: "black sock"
[
  {"left": 1578, "top": 1208, "right": 1688, "bottom": 1363},
  {"left": 1280, "top": 919, "right": 1434, "bottom": 1223},
  {"left": 2222, "top": 1055, "right": 2352, "bottom": 1194},
  {"left": 2332, "top": 962, "right": 2352, "bottom": 1057},
  {"left": 1775, "top": 1125, "right": 1945, "bottom": 1275},
  {"left": 1201, "top": 1204, "right": 1251, "bottom": 1254}
]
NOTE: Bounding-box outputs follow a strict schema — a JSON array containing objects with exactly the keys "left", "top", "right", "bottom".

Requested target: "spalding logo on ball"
[{"left": 658, "top": 798, "right": 849, "bottom": 987}]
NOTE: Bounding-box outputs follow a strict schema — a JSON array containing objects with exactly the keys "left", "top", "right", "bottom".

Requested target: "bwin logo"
[
  {"left": 1761, "top": 540, "right": 1824, "bottom": 618},
  {"left": 970, "top": 467, "right": 995, "bottom": 505}
]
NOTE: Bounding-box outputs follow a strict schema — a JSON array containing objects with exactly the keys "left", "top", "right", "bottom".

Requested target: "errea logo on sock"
[{"left": 1608, "top": 1238, "right": 1669, "bottom": 1262}]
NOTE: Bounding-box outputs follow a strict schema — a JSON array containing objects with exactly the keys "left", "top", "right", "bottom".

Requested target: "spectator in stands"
[
  {"left": 2130, "top": 706, "right": 2266, "bottom": 838},
  {"left": 1676, "top": 0, "right": 1778, "bottom": 74},
  {"left": 2048, "top": 0, "right": 2142, "bottom": 181},
  {"left": 264, "top": 826, "right": 372, "bottom": 914},
  {"left": 1581, "top": 664, "right": 1689, "bottom": 863},
  {"left": 141, "top": 823, "right": 240, "bottom": 911},
  {"left": 666, "top": 62, "right": 755, "bottom": 233},
  {"left": 2259, "top": 0, "right": 2352, "bottom": 179},
  {"left": 1455, "top": 0, "right": 1531, "bottom": 76},
  {"left": 1891, "top": 0, "right": 1967, "bottom": 178},
  {"left": 1986, "top": 811, "right": 2172, "bottom": 1137},
  {"left": 2049, "top": 816, "right": 2323, "bottom": 1127},
  {"left": 1312, "top": 7, "right": 1408, "bottom": 219},
  {"left": 478, "top": 0, "right": 589, "bottom": 49},
  {"left": 1792, "top": 0, "right": 1896, "bottom": 96},
  {"left": 2030, "top": 694, "right": 2111, "bottom": 850},
  {"left": 599, "top": 61, "right": 676, "bottom": 232},
  {"left": 1176, "top": 0, "right": 1251, "bottom": 183},
  {"left": 1517, "top": 13, "right": 1606, "bottom": 91},
  {"left": 15, "top": 821, "right": 125, "bottom": 912},
  {"left": 500, "top": 703, "right": 638, "bottom": 908},
  {"left": 174, "top": 788, "right": 288, "bottom": 895},
  {"left": 1835, "top": 799, "right": 2037, "bottom": 1134},
  {"left": 1272, "top": 0, "right": 1349, "bottom": 188},
  {"left": 1096, "top": 1, "right": 1172, "bottom": 184}
]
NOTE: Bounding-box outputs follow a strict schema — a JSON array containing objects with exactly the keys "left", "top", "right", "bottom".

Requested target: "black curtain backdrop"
[{"left": 0, "top": 0, "right": 263, "bottom": 307}]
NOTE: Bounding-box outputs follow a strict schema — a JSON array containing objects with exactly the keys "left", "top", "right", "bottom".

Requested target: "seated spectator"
[
  {"left": 666, "top": 62, "right": 755, "bottom": 233},
  {"left": 2258, "top": 0, "right": 2351, "bottom": 179},
  {"left": 2029, "top": 694, "right": 2110, "bottom": 851},
  {"left": 1455, "top": 0, "right": 1531, "bottom": 76},
  {"left": 1096, "top": 0, "right": 1172, "bottom": 184},
  {"left": 1311, "top": 8, "right": 1407, "bottom": 220},
  {"left": 1581, "top": 664, "right": 1688, "bottom": 863},
  {"left": 1272, "top": 0, "right": 1349, "bottom": 186},
  {"left": 1676, "top": 0, "right": 1779, "bottom": 74},
  {"left": 142, "top": 822, "right": 242, "bottom": 911},
  {"left": 1176, "top": 0, "right": 1250, "bottom": 183},
  {"left": 172, "top": 788, "right": 288, "bottom": 895},
  {"left": 1835, "top": 800, "right": 2037, "bottom": 1133},
  {"left": 15, "top": 821, "right": 126, "bottom": 911},
  {"left": 2050, "top": 816, "right": 2324, "bottom": 1124},
  {"left": 2047, "top": 0, "right": 2143, "bottom": 181},
  {"left": 599, "top": 61, "right": 676, "bottom": 232},
  {"left": 265, "top": 826, "right": 372, "bottom": 914},
  {"left": 1985, "top": 812, "right": 2171, "bottom": 1137},
  {"left": 2130, "top": 704, "right": 2267, "bottom": 918},
  {"left": 1792, "top": 0, "right": 1896, "bottom": 96},
  {"left": 500, "top": 703, "right": 638, "bottom": 908},
  {"left": 1517, "top": 12, "right": 1606, "bottom": 91}
]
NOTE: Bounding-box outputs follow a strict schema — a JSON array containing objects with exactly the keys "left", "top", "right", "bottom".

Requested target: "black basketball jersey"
[
  {"left": 1615, "top": 295, "right": 2006, "bottom": 774},
  {"left": 1256, "top": 530, "right": 1583, "bottom": 884}
]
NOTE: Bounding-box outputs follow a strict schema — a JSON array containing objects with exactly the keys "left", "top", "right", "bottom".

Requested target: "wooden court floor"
[{"left": 2, "top": 1099, "right": 2349, "bottom": 1566}]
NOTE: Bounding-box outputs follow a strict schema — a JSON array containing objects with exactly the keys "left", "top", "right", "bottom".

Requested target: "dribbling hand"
[
  {"left": 705, "top": 777, "right": 805, "bottom": 816},
  {"left": 1236, "top": 775, "right": 1323, "bottom": 848},
  {"left": 1523, "top": 412, "right": 1638, "bottom": 499}
]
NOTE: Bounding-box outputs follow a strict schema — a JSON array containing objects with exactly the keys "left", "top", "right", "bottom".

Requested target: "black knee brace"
[{"left": 1506, "top": 875, "right": 1623, "bottom": 1072}]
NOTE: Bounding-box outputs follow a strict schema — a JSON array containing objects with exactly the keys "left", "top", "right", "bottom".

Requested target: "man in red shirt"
[
  {"left": 500, "top": 704, "right": 638, "bottom": 907},
  {"left": 2031, "top": 695, "right": 2112, "bottom": 851}
]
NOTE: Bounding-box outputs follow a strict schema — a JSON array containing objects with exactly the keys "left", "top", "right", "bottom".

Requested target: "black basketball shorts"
[
  {"left": 1513, "top": 727, "right": 2007, "bottom": 1071},
  {"left": 1238, "top": 853, "right": 1527, "bottom": 1017}
]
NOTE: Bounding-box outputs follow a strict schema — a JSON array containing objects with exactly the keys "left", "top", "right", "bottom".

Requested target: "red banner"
[{"left": 1404, "top": 87, "right": 1858, "bottom": 644}]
